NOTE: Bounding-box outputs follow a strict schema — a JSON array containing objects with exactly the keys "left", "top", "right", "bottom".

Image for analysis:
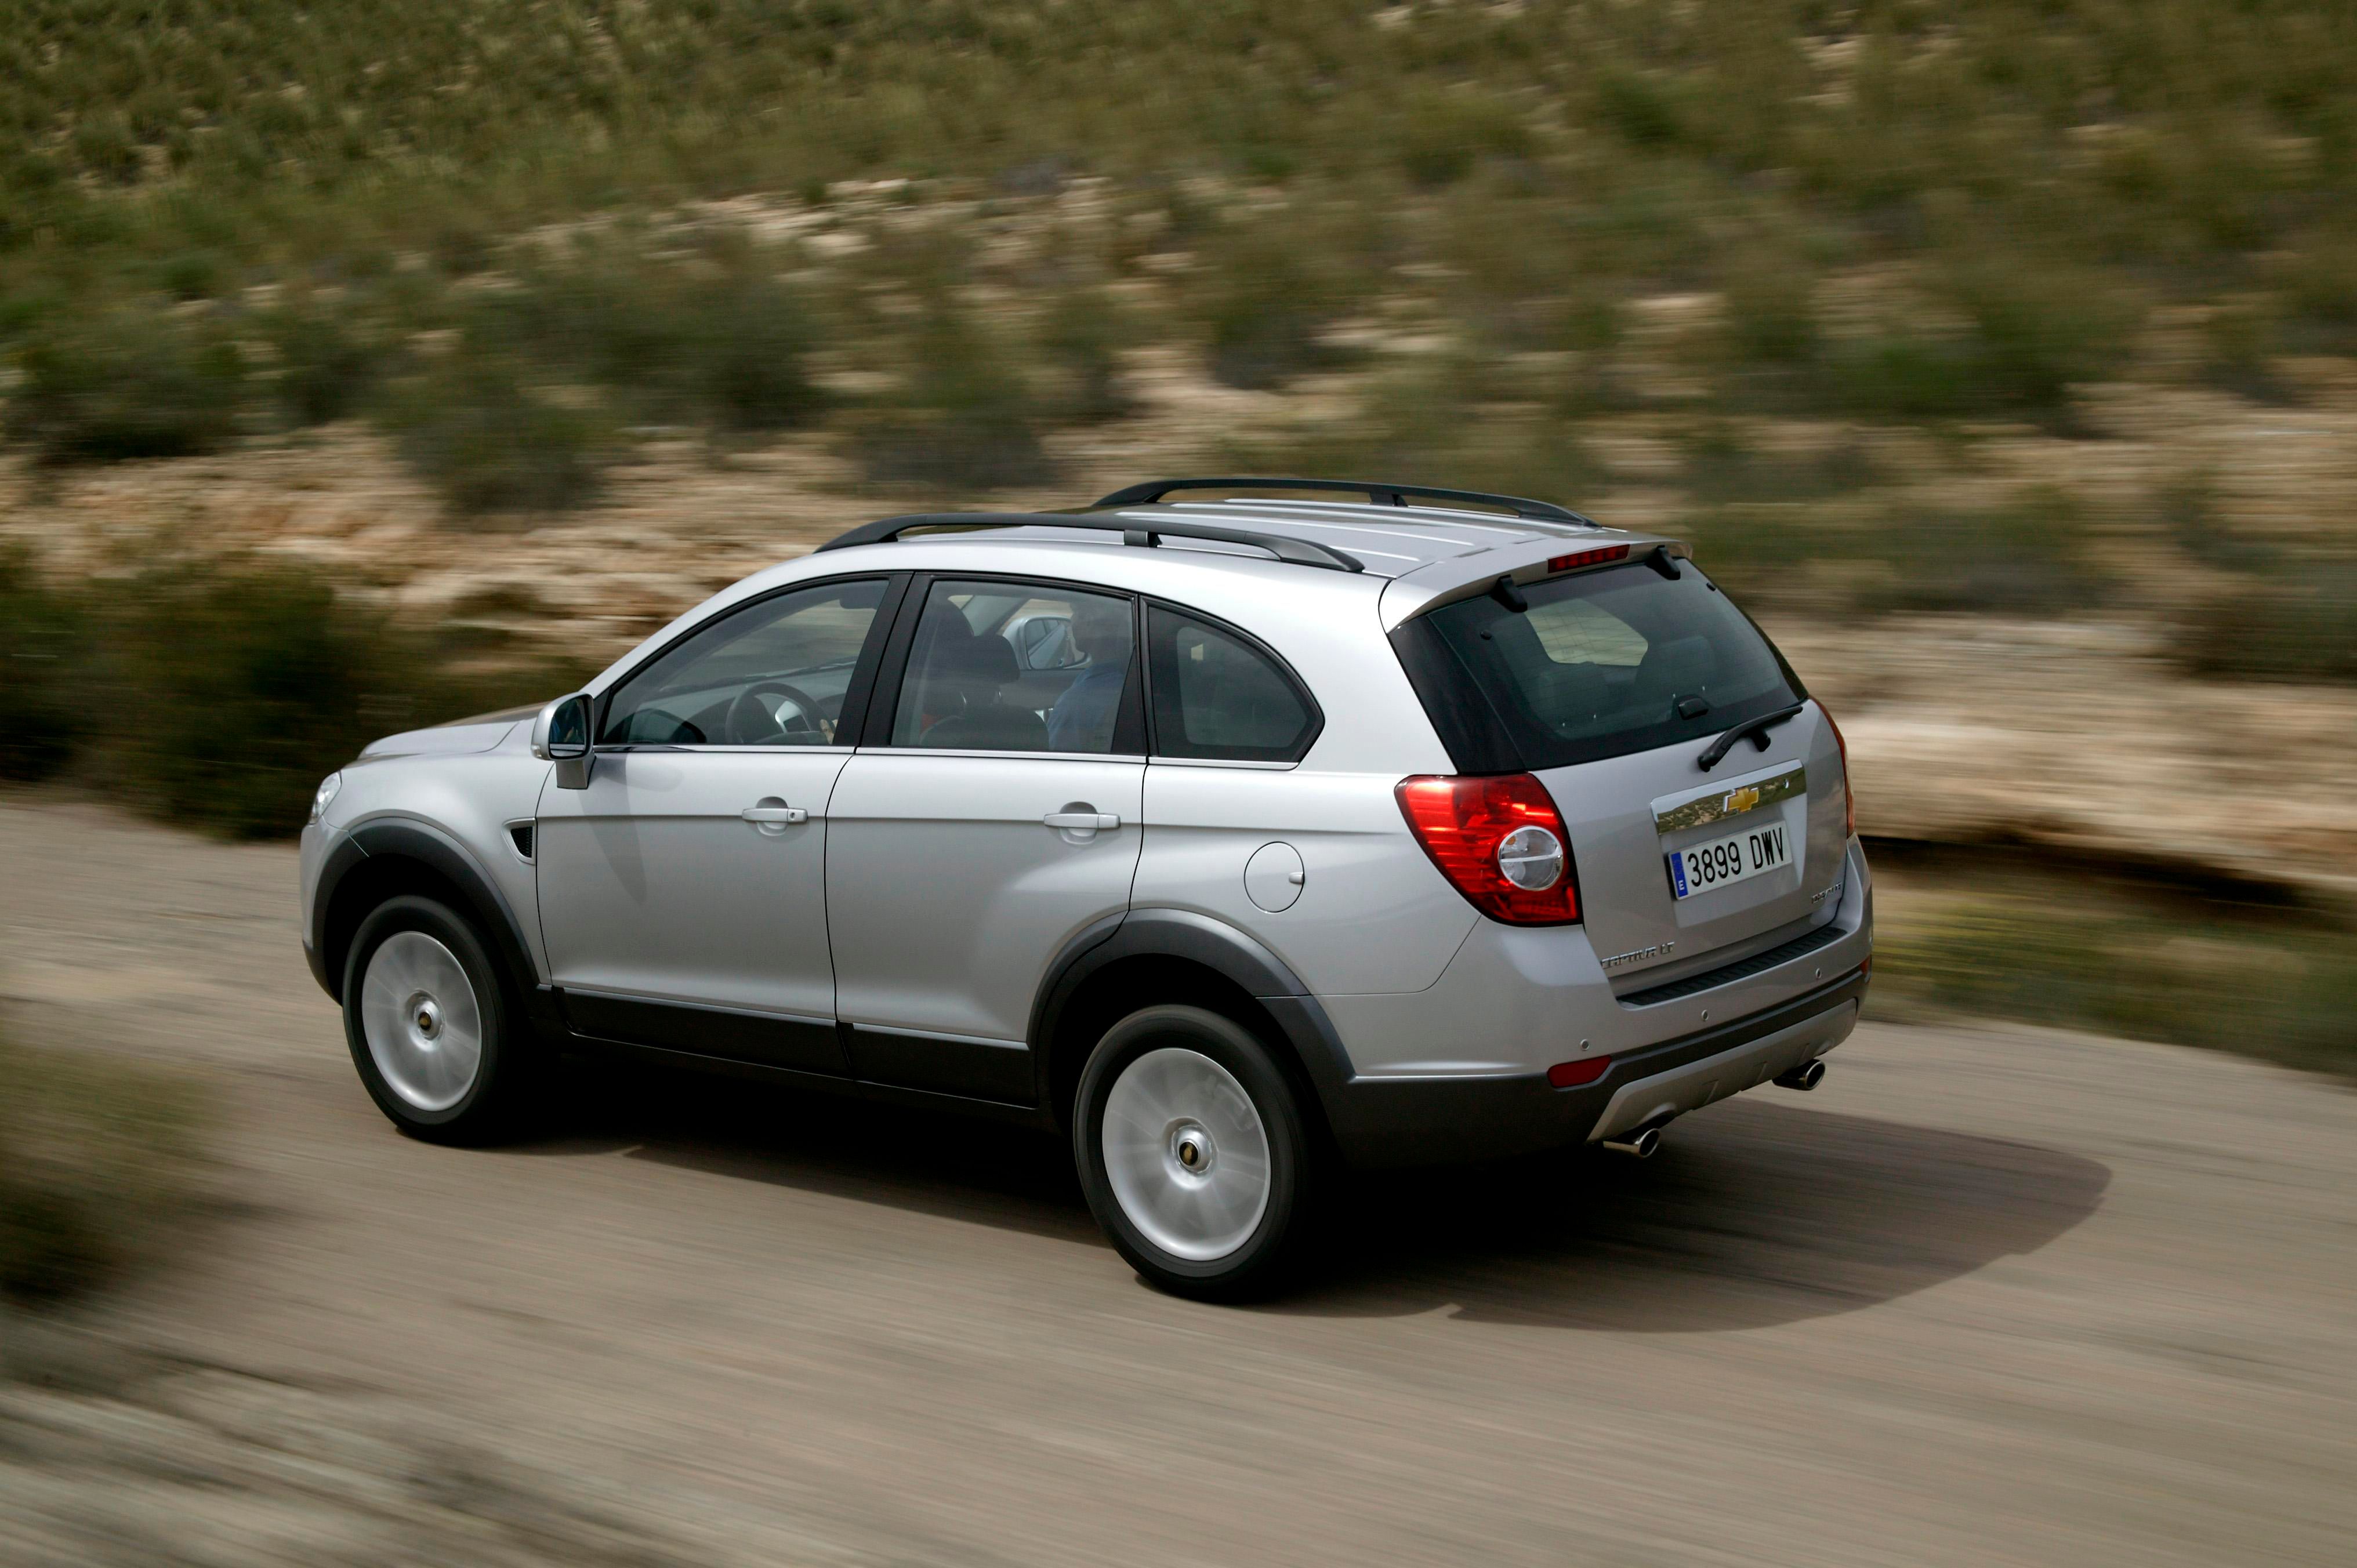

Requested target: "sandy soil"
[{"left": 2, "top": 794, "right": 2354, "bottom": 1566}]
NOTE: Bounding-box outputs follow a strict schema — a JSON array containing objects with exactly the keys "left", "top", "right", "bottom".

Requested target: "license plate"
[{"left": 1667, "top": 819, "right": 1793, "bottom": 899}]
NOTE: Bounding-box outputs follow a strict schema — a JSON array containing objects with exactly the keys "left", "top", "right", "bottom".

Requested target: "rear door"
[
  {"left": 1395, "top": 557, "right": 1848, "bottom": 983},
  {"left": 824, "top": 575, "right": 1148, "bottom": 1102}
]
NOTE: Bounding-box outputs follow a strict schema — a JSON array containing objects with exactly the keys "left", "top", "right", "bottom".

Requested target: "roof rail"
[
  {"left": 815, "top": 512, "right": 1365, "bottom": 573},
  {"left": 1093, "top": 476, "right": 1593, "bottom": 525}
]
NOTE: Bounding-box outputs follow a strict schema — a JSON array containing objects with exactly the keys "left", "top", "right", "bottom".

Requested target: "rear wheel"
[
  {"left": 1074, "top": 1005, "right": 1317, "bottom": 1301},
  {"left": 342, "top": 895, "right": 534, "bottom": 1144}
]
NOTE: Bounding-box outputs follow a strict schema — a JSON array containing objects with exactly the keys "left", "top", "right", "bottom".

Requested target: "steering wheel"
[{"left": 724, "top": 681, "right": 828, "bottom": 745}]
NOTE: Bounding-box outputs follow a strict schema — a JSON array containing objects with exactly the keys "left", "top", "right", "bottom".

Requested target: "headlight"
[{"left": 309, "top": 771, "right": 343, "bottom": 825}]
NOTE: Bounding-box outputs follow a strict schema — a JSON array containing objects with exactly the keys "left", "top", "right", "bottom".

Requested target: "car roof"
[
  {"left": 840, "top": 498, "right": 1680, "bottom": 625},
  {"left": 1082, "top": 498, "right": 1608, "bottom": 579}
]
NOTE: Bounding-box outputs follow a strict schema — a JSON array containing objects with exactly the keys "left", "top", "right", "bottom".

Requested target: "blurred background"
[{"left": 4, "top": 6, "right": 2357, "bottom": 1560}]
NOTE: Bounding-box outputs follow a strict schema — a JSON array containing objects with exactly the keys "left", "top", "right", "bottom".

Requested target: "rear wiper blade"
[{"left": 1695, "top": 701, "right": 1805, "bottom": 772}]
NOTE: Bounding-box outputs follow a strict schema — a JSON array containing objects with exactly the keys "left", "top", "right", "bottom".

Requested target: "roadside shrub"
[
  {"left": 1591, "top": 67, "right": 1684, "bottom": 149},
  {"left": 2171, "top": 558, "right": 2357, "bottom": 685},
  {"left": 1857, "top": 489, "right": 2104, "bottom": 616},
  {"left": 848, "top": 306, "right": 1050, "bottom": 490},
  {"left": 1812, "top": 257, "right": 2140, "bottom": 423},
  {"left": 0, "top": 546, "right": 88, "bottom": 782},
  {"left": 1876, "top": 898, "right": 2357, "bottom": 1081},
  {"left": 1039, "top": 286, "right": 1137, "bottom": 424},
  {"left": 82, "top": 554, "right": 593, "bottom": 836},
  {"left": 1, "top": 1028, "right": 205, "bottom": 1305},
  {"left": 1194, "top": 234, "right": 1363, "bottom": 391},
  {"left": 1393, "top": 88, "right": 1536, "bottom": 188},
  {"left": 5, "top": 314, "right": 247, "bottom": 465},
  {"left": 90, "top": 559, "right": 397, "bottom": 837},
  {"left": 269, "top": 304, "right": 386, "bottom": 427},
  {"left": 383, "top": 354, "right": 619, "bottom": 517},
  {"left": 477, "top": 253, "right": 824, "bottom": 434}
]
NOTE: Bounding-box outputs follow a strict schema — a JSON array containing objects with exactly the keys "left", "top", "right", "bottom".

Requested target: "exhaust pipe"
[
  {"left": 1774, "top": 1059, "right": 1826, "bottom": 1092},
  {"left": 1601, "top": 1124, "right": 1662, "bottom": 1160}
]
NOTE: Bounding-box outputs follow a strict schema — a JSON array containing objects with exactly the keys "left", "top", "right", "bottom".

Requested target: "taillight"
[
  {"left": 1821, "top": 702, "right": 1856, "bottom": 839},
  {"left": 1395, "top": 774, "right": 1582, "bottom": 925}
]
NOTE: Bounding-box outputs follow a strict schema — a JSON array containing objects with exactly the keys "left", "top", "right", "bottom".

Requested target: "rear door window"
[
  {"left": 1146, "top": 606, "right": 1320, "bottom": 763},
  {"left": 886, "top": 579, "right": 1140, "bottom": 754},
  {"left": 1400, "top": 561, "right": 1802, "bottom": 770}
]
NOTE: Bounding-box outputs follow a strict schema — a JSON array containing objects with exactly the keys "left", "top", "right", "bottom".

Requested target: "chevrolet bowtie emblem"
[{"left": 1724, "top": 785, "right": 1760, "bottom": 814}]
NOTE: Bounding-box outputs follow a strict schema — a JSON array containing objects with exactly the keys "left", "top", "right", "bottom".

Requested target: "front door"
[
  {"left": 536, "top": 576, "right": 898, "bottom": 1073},
  {"left": 826, "top": 576, "right": 1147, "bottom": 1102}
]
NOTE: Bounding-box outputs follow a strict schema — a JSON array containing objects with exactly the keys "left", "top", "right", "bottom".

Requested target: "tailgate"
[{"left": 1538, "top": 703, "right": 1849, "bottom": 985}]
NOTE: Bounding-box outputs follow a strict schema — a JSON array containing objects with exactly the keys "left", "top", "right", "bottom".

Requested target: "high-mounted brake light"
[
  {"left": 1546, "top": 544, "right": 1630, "bottom": 573},
  {"left": 1821, "top": 702, "right": 1856, "bottom": 839},
  {"left": 1395, "top": 774, "right": 1581, "bottom": 925}
]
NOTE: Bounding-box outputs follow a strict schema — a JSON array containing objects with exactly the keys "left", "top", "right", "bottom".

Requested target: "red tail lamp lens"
[
  {"left": 1547, "top": 1056, "right": 1611, "bottom": 1089},
  {"left": 1395, "top": 774, "right": 1582, "bottom": 925},
  {"left": 1820, "top": 702, "right": 1856, "bottom": 839},
  {"left": 1546, "top": 545, "right": 1630, "bottom": 573}
]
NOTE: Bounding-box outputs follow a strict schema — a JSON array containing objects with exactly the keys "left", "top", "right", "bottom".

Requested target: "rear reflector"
[
  {"left": 1547, "top": 1057, "right": 1611, "bottom": 1088},
  {"left": 1395, "top": 773, "right": 1581, "bottom": 925},
  {"left": 1546, "top": 545, "right": 1630, "bottom": 573}
]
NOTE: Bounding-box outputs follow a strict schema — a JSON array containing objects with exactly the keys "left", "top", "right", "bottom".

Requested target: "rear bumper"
[{"left": 1321, "top": 965, "right": 1868, "bottom": 1168}]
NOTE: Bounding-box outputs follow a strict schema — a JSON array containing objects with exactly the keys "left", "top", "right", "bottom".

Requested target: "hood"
[{"left": 357, "top": 716, "right": 526, "bottom": 760}]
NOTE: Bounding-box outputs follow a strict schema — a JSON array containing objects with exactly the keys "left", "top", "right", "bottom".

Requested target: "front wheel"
[
  {"left": 342, "top": 895, "right": 534, "bottom": 1144},
  {"left": 1074, "top": 1005, "right": 1317, "bottom": 1301}
]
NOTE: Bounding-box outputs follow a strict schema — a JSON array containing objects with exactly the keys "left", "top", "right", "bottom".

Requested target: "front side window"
[
  {"left": 1146, "top": 607, "right": 1318, "bottom": 763},
  {"left": 888, "top": 580, "right": 1138, "bottom": 754},
  {"left": 600, "top": 579, "right": 886, "bottom": 746}
]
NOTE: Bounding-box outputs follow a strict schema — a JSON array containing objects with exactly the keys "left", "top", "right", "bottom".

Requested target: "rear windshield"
[{"left": 1394, "top": 560, "right": 1804, "bottom": 772}]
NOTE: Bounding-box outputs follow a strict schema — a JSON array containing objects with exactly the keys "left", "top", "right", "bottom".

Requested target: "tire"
[
  {"left": 1074, "top": 1004, "right": 1318, "bottom": 1301},
  {"left": 341, "top": 894, "right": 534, "bottom": 1145}
]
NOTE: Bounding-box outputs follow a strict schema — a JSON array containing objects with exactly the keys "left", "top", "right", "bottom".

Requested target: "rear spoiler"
[{"left": 1379, "top": 536, "right": 1691, "bottom": 630}]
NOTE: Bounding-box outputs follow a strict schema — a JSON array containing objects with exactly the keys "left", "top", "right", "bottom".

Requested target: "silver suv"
[{"left": 300, "top": 478, "right": 1871, "bottom": 1299}]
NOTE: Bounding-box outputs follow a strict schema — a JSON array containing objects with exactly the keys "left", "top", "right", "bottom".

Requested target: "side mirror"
[{"left": 531, "top": 694, "right": 595, "bottom": 789}]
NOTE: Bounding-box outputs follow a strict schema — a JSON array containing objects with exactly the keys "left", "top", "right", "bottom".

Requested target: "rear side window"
[
  {"left": 1146, "top": 606, "right": 1319, "bottom": 763},
  {"left": 1398, "top": 561, "right": 1803, "bottom": 771}
]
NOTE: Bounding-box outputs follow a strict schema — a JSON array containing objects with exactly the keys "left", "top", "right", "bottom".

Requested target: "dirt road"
[{"left": 3, "top": 794, "right": 2353, "bottom": 1566}]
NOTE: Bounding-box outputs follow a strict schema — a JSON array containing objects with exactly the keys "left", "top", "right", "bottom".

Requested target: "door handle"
[
  {"left": 742, "top": 805, "right": 808, "bottom": 825},
  {"left": 1042, "top": 810, "right": 1121, "bottom": 831}
]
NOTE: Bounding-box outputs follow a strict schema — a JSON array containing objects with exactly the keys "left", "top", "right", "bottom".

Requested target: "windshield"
[{"left": 1398, "top": 560, "right": 1803, "bottom": 771}]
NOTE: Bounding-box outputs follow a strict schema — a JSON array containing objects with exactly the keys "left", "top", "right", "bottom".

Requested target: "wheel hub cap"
[
  {"left": 1101, "top": 1048, "right": 1271, "bottom": 1262},
  {"left": 360, "top": 932, "right": 483, "bottom": 1113}
]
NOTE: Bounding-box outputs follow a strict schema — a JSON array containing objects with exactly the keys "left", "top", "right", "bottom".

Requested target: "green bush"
[
  {"left": 475, "top": 252, "right": 824, "bottom": 434},
  {"left": 5, "top": 314, "right": 247, "bottom": 465},
  {"left": 2172, "top": 558, "right": 2357, "bottom": 684},
  {"left": 1393, "top": 88, "right": 1535, "bottom": 188},
  {"left": 1, "top": 1029, "right": 205, "bottom": 1305},
  {"left": 89, "top": 560, "right": 400, "bottom": 837},
  {"left": 1039, "top": 286, "right": 1137, "bottom": 424},
  {"left": 848, "top": 306, "right": 1051, "bottom": 490},
  {"left": 0, "top": 546, "right": 88, "bottom": 782},
  {"left": 383, "top": 353, "right": 619, "bottom": 516},
  {"left": 269, "top": 303, "right": 386, "bottom": 427},
  {"left": 1858, "top": 489, "right": 2104, "bottom": 616},
  {"left": 1194, "top": 234, "right": 1362, "bottom": 391},
  {"left": 1877, "top": 898, "right": 2357, "bottom": 1081}
]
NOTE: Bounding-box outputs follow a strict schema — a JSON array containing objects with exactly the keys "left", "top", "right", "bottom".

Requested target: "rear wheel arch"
[{"left": 1032, "top": 910, "right": 1349, "bottom": 1143}]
